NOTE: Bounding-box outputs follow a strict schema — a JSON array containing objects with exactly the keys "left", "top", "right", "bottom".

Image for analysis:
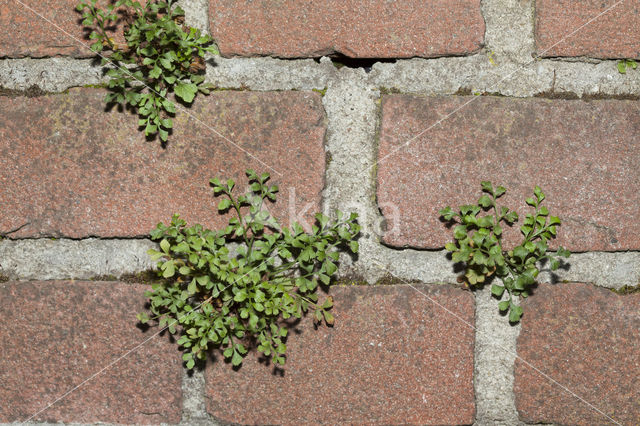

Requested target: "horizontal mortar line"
[
  {"left": 1, "top": 56, "right": 638, "bottom": 96},
  {"left": 1, "top": 239, "right": 638, "bottom": 287}
]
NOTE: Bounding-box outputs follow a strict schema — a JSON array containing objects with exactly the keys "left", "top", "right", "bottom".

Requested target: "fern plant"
[
  {"left": 76, "top": 0, "right": 218, "bottom": 143},
  {"left": 440, "top": 182, "right": 570, "bottom": 322},
  {"left": 138, "top": 170, "right": 361, "bottom": 368}
]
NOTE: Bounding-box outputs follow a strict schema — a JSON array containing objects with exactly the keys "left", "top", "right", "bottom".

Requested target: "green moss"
[
  {"left": 0, "top": 85, "right": 62, "bottom": 98},
  {"left": 325, "top": 150, "right": 333, "bottom": 167},
  {"left": 82, "top": 83, "right": 109, "bottom": 89},
  {"left": 91, "top": 270, "right": 161, "bottom": 284},
  {"left": 312, "top": 87, "right": 327, "bottom": 97},
  {"left": 211, "top": 85, "right": 250, "bottom": 92},
  {"left": 379, "top": 87, "right": 401, "bottom": 95},
  {"left": 0, "top": 274, "right": 9, "bottom": 283},
  {"left": 610, "top": 285, "right": 640, "bottom": 295}
]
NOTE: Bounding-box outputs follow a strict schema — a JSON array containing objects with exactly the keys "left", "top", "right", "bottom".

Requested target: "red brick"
[
  {"left": 0, "top": 88, "right": 325, "bottom": 238},
  {"left": 209, "top": 0, "right": 484, "bottom": 58},
  {"left": 0, "top": 280, "right": 183, "bottom": 423},
  {"left": 205, "top": 284, "right": 475, "bottom": 425},
  {"left": 536, "top": 0, "right": 640, "bottom": 58},
  {"left": 0, "top": 0, "right": 120, "bottom": 58},
  {"left": 377, "top": 95, "right": 640, "bottom": 251},
  {"left": 514, "top": 283, "right": 640, "bottom": 425}
]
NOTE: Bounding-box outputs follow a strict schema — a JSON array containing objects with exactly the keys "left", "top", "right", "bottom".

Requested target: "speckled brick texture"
[
  {"left": 205, "top": 284, "right": 476, "bottom": 425},
  {"left": 0, "top": 280, "right": 183, "bottom": 423},
  {"left": 0, "top": 0, "right": 121, "bottom": 58},
  {"left": 377, "top": 95, "right": 640, "bottom": 251},
  {"left": 514, "top": 283, "right": 640, "bottom": 425},
  {"left": 0, "top": 88, "right": 325, "bottom": 238},
  {"left": 209, "top": 0, "right": 484, "bottom": 58},
  {"left": 535, "top": 0, "right": 640, "bottom": 58}
]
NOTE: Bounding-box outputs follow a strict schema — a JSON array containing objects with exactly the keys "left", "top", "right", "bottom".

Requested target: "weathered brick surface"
[
  {"left": 515, "top": 283, "right": 640, "bottom": 425},
  {"left": 377, "top": 95, "right": 640, "bottom": 251},
  {"left": 205, "top": 284, "right": 475, "bottom": 425},
  {"left": 535, "top": 0, "right": 640, "bottom": 58},
  {"left": 0, "top": 0, "right": 116, "bottom": 58},
  {"left": 209, "top": 0, "right": 484, "bottom": 58},
  {"left": 0, "top": 280, "right": 182, "bottom": 423},
  {"left": 0, "top": 88, "right": 325, "bottom": 238}
]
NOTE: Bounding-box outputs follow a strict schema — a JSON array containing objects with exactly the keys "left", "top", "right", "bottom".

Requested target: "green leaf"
[
  {"left": 504, "top": 211, "right": 518, "bottom": 223},
  {"left": 159, "top": 128, "right": 168, "bottom": 142},
  {"left": 136, "top": 312, "right": 149, "bottom": 323},
  {"left": 174, "top": 82, "right": 198, "bottom": 103},
  {"left": 439, "top": 206, "right": 456, "bottom": 220},
  {"left": 454, "top": 225, "right": 467, "bottom": 240},
  {"left": 322, "top": 296, "right": 334, "bottom": 309},
  {"left": 491, "top": 284, "right": 505, "bottom": 297},
  {"left": 161, "top": 261, "right": 175, "bottom": 278},
  {"left": 498, "top": 300, "right": 510, "bottom": 312},
  {"left": 231, "top": 350, "right": 243, "bottom": 366},
  {"left": 509, "top": 305, "right": 523, "bottom": 323},
  {"left": 481, "top": 181, "right": 494, "bottom": 194},
  {"left": 218, "top": 198, "right": 231, "bottom": 211},
  {"left": 349, "top": 240, "right": 359, "bottom": 253},
  {"left": 477, "top": 216, "right": 494, "bottom": 228},
  {"left": 513, "top": 246, "right": 528, "bottom": 260},
  {"left": 549, "top": 215, "right": 561, "bottom": 225},
  {"left": 322, "top": 310, "right": 335, "bottom": 326},
  {"left": 494, "top": 186, "right": 506, "bottom": 197},
  {"left": 149, "top": 66, "right": 162, "bottom": 79},
  {"left": 478, "top": 195, "right": 494, "bottom": 208},
  {"left": 187, "top": 279, "right": 197, "bottom": 294},
  {"left": 618, "top": 61, "right": 627, "bottom": 74},
  {"left": 160, "top": 239, "right": 170, "bottom": 253}
]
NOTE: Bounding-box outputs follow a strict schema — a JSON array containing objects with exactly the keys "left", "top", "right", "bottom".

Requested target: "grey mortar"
[
  {"left": 178, "top": 0, "right": 210, "bottom": 35},
  {"left": 180, "top": 369, "right": 223, "bottom": 426},
  {"left": 0, "top": 238, "right": 157, "bottom": 281},
  {"left": 0, "top": 58, "right": 104, "bottom": 92},
  {"left": 206, "top": 56, "right": 336, "bottom": 91},
  {"left": 318, "top": 67, "right": 461, "bottom": 284},
  {"left": 537, "top": 251, "right": 640, "bottom": 289},
  {"left": 473, "top": 286, "right": 523, "bottom": 426}
]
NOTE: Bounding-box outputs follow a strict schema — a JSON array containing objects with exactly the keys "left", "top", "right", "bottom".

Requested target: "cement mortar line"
[
  {"left": 0, "top": 239, "right": 638, "bottom": 289},
  {"left": 1, "top": 55, "right": 639, "bottom": 98},
  {"left": 473, "top": 286, "right": 522, "bottom": 425}
]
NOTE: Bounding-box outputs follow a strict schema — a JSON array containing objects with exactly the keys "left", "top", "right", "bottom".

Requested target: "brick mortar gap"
[
  {"left": 1, "top": 55, "right": 639, "bottom": 98},
  {"left": 473, "top": 286, "right": 521, "bottom": 425}
]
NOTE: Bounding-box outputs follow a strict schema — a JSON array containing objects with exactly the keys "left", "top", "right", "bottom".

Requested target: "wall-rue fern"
[
  {"left": 439, "top": 182, "right": 570, "bottom": 323},
  {"left": 76, "top": 0, "right": 218, "bottom": 143},
  {"left": 138, "top": 170, "right": 361, "bottom": 368}
]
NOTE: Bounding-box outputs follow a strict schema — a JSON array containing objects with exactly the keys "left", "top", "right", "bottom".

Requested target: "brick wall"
[{"left": 0, "top": 0, "right": 639, "bottom": 425}]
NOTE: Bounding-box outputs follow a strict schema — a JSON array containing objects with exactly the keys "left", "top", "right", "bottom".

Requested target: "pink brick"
[
  {"left": 0, "top": 89, "right": 325, "bottom": 238},
  {"left": 0, "top": 0, "right": 117, "bottom": 58},
  {"left": 209, "top": 0, "right": 484, "bottom": 58},
  {"left": 515, "top": 283, "right": 640, "bottom": 425},
  {"left": 377, "top": 95, "right": 640, "bottom": 251},
  {"left": 205, "top": 284, "right": 476, "bottom": 425},
  {"left": 536, "top": 0, "right": 640, "bottom": 58},
  {"left": 0, "top": 280, "right": 183, "bottom": 423}
]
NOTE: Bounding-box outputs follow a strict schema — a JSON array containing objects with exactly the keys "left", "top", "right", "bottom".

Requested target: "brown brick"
[
  {"left": 0, "top": 0, "right": 120, "bottom": 58},
  {"left": 535, "top": 0, "right": 640, "bottom": 58},
  {"left": 515, "top": 283, "right": 640, "bottom": 425},
  {"left": 0, "top": 280, "right": 182, "bottom": 423},
  {"left": 0, "top": 89, "right": 325, "bottom": 238},
  {"left": 205, "top": 284, "right": 475, "bottom": 425},
  {"left": 209, "top": 0, "right": 484, "bottom": 58},
  {"left": 377, "top": 95, "right": 640, "bottom": 251}
]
